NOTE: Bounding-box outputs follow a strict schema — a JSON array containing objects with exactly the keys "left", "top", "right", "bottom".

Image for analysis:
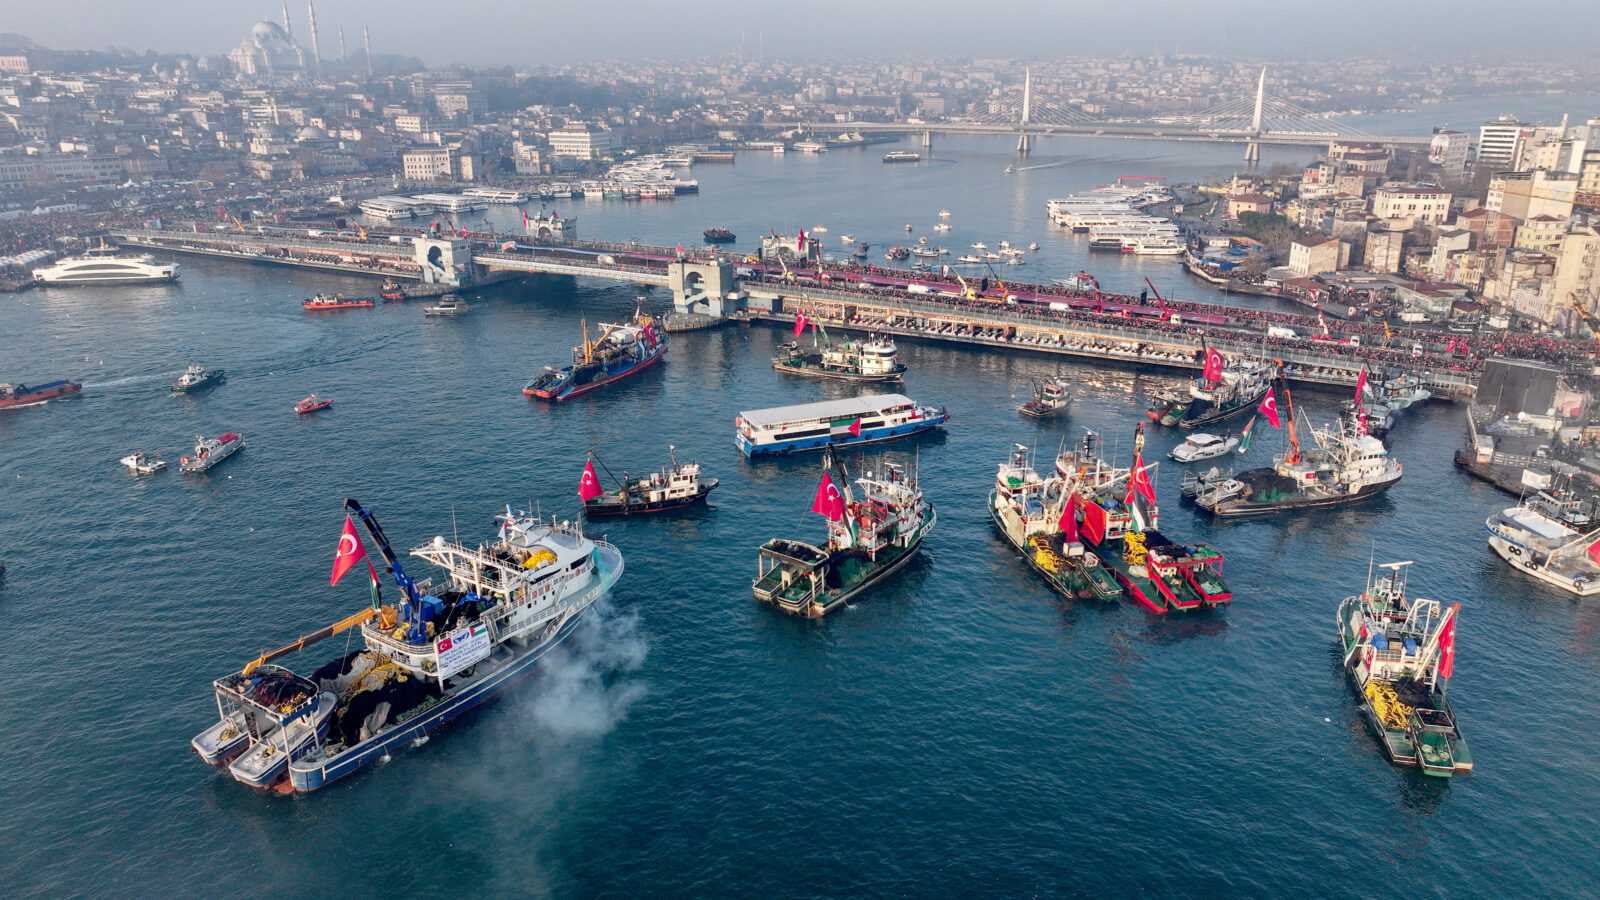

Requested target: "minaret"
[
  {"left": 363, "top": 23, "right": 373, "bottom": 78},
  {"left": 307, "top": 1, "right": 323, "bottom": 79},
  {"left": 282, "top": 2, "right": 292, "bottom": 40},
  {"left": 338, "top": 25, "right": 346, "bottom": 63}
]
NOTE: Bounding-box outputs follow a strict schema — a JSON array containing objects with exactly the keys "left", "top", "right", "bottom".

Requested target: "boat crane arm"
[
  {"left": 344, "top": 497, "right": 422, "bottom": 607},
  {"left": 241, "top": 607, "right": 378, "bottom": 676}
]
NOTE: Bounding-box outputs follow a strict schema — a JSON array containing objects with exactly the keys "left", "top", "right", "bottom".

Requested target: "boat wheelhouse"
[
  {"left": 772, "top": 334, "right": 907, "bottom": 383},
  {"left": 736, "top": 393, "right": 948, "bottom": 457},
  {"left": 1019, "top": 377, "right": 1072, "bottom": 419}
]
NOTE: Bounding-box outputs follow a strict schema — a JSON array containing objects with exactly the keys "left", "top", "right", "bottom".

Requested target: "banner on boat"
[{"left": 435, "top": 622, "right": 491, "bottom": 680}]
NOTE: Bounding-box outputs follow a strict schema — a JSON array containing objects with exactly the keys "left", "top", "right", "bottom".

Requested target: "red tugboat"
[
  {"left": 379, "top": 280, "right": 406, "bottom": 302},
  {"left": 295, "top": 394, "right": 333, "bottom": 415},
  {"left": 302, "top": 292, "right": 375, "bottom": 311},
  {"left": 0, "top": 379, "right": 82, "bottom": 410}
]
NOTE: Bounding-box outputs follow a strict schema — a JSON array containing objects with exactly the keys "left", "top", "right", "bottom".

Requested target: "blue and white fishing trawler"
[
  {"left": 191, "top": 498, "right": 623, "bottom": 792},
  {"left": 735, "top": 394, "right": 948, "bottom": 457}
]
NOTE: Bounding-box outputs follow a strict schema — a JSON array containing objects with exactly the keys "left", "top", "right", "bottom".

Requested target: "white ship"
[
  {"left": 1485, "top": 501, "right": 1600, "bottom": 596},
  {"left": 33, "top": 244, "right": 179, "bottom": 285}
]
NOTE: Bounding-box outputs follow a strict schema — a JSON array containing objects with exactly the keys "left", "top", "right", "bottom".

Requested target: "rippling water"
[{"left": 2, "top": 134, "right": 1598, "bottom": 898}]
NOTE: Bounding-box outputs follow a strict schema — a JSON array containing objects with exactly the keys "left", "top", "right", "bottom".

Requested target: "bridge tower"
[
  {"left": 921, "top": 130, "right": 932, "bottom": 156},
  {"left": 669, "top": 259, "right": 738, "bottom": 318},
  {"left": 412, "top": 236, "right": 473, "bottom": 286},
  {"left": 1244, "top": 66, "right": 1265, "bottom": 165},
  {"left": 1017, "top": 67, "right": 1032, "bottom": 156}
]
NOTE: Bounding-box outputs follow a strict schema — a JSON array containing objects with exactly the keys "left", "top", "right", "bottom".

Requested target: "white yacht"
[{"left": 33, "top": 245, "right": 179, "bottom": 285}]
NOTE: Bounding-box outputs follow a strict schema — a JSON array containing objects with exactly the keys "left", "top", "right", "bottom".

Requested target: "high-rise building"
[
  {"left": 1478, "top": 116, "right": 1530, "bottom": 166},
  {"left": 1428, "top": 131, "right": 1470, "bottom": 174}
]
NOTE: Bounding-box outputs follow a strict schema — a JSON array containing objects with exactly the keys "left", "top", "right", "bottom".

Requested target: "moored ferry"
[
  {"left": 192, "top": 498, "right": 623, "bottom": 792},
  {"left": 1337, "top": 561, "right": 1471, "bottom": 776},
  {"left": 32, "top": 243, "right": 180, "bottom": 285},
  {"left": 524, "top": 310, "right": 667, "bottom": 401},
  {"left": 736, "top": 393, "right": 948, "bottom": 457}
]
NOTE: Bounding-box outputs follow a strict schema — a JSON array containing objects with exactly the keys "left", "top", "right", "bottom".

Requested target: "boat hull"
[
  {"left": 584, "top": 480, "right": 718, "bottom": 517},
  {"left": 772, "top": 360, "right": 906, "bottom": 383},
  {"left": 1178, "top": 385, "right": 1268, "bottom": 430},
  {"left": 1486, "top": 533, "right": 1600, "bottom": 596},
  {"left": 0, "top": 380, "right": 82, "bottom": 409},
  {"left": 1019, "top": 402, "right": 1071, "bottom": 419},
  {"left": 755, "top": 519, "right": 931, "bottom": 617},
  {"left": 1204, "top": 475, "right": 1399, "bottom": 518},
  {"left": 737, "top": 412, "right": 948, "bottom": 456},
  {"left": 172, "top": 373, "right": 225, "bottom": 394}
]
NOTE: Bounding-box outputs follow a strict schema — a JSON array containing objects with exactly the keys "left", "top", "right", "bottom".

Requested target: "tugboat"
[
  {"left": 423, "top": 295, "right": 470, "bottom": 316},
  {"left": 1484, "top": 498, "right": 1600, "bottom": 596},
  {"left": 580, "top": 447, "right": 718, "bottom": 517},
  {"left": 119, "top": 451, "right": 166, "bottom": 474},
  {"left": 0, "top": 379, "right": 82, "bottom": 409},
  {"left": 380, "top": 280, "right": 406, "bottom": 302},
  {"left": 1196, "top": 399, "right": 1402, "bottom": 517},
  {"left": 703, "top": 227, "right": 736, "bottom": 244},
  {"left": 171, "top": 365, "right": 226, "bottom": 394},
  {"left": 1174, "top": 353, "right": 1275, "bottom": 430},
  {"left": 295, "top": 394, "right": 333, "bottom": 415},
  {"left": 179, "top": 432, "right": 244, "bottom": 473},
  {"left": 988, "top": 444, "right": 1121, "bottom": 602},
  {"left": 753, "top": 448, "right": 934, "bottom": 617},
  {"left": 1057, "top": 428, "right": 1233, "bottom": 613},
  {"left": 302, "top": 292, "right": 375, "bottom": 311},
  {"left": 523, "top": 309, "right": 667, "bottom": 401},
  {"left": 772, "top": 329, "right": 906, "bottom": 382},
  {"left": 1337, "top": 561, "right": 1472, "bottom": 776},
  {"left": 1019, "top": 377, "right": 1073, "bottom": 419},
  {"left": 193, "top": 498, "right": 623, "bottom": 791}
]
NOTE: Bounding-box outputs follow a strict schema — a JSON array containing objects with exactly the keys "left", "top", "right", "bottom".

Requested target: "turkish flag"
[
  {"left": 848, "top": 418, "right": 862, "bottom": 438},
  {"left": 330, "top": 516, "right": 368, "bottom": 586},
  {"left": 1438, "top": 604, "right": 1459, "bottom": 679},
  {"left": 795, "top": 310, "right": 808, "bottom": 337},
  {"left": 1202, "top": 347, "right": 1225, "bottom": 382},
  {"left": 1260, "top": 389, "right": 1282, "bottom": 429},
  {"left": 1059, "top": 493, "right": 1079, "bottom": 541},
  {"left": 1129, "top": 451, "right": 1156, "bottom": 504},
  {"left": 797, "top": 229, "right": 806, "bottom": 251},
  {"left": 579, "top": 460, "right": 603, "bottom": 502},
  {"left": 811, "top": 472, "right": 846, "bottom": 521},
  {"left": 1354, "top": 365, "right": 1368, "bottom": 403}
]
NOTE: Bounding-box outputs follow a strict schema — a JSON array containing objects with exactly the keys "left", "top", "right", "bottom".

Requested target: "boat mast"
[
  {"left": 1282, "top": 379, "right": 1301, "bottom": 464},
  {"left": 344, "top": 497, "right": 426, "bottom": 640}
]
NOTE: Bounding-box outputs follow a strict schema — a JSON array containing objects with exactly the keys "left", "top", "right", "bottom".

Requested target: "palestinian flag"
[
  {"left": 1125, "top": 479, "right": 1152, "bottom": 533},
  {"left": 1239, "top": 416, "right": 1256, "bottom": 455}
]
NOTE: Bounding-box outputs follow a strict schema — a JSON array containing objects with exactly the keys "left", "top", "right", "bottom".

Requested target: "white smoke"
[{"left": 523, "top": 597, "right": 648, "bottom": 741}]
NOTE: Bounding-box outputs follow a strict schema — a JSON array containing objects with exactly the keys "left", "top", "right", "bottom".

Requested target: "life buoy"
[{"left": 180, "top": 456, "right": 188, "bottom": 464}]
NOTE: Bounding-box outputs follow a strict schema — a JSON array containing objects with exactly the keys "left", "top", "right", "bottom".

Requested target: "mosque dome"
[{"left": 296, "top": 125, "right": 329, "bottom": 141}]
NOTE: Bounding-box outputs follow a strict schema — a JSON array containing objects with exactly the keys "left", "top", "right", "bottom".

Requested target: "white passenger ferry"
[
  {"left": 33, "top": 244, "right": 179, "bottom": 285},
  {"left": 736, "top": 393, "right": 948, "bottom": 457}
]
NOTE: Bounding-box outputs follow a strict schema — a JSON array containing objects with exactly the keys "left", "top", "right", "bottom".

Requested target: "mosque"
[{"left": 226, "top": 20, "right": 307, "bottom": 80}]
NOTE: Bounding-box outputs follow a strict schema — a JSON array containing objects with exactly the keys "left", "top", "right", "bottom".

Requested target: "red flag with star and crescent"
[
  {"left": 795, "top": 309, "right": 808, "bottom": 337},
  {"left": 1260, "top": 388, "right": 1282, "bottom": 429},
  {"left": 331, "top": 516, "right": 368, "bottom": 586},
  {"left": 1129, "top": 450, "right": 1156, "bottom": 504},
  {"left": 797, "top": 228, "right": 806, "bottom": 252},
  {"left": 1354, "top": 365, "right": 1369, "bottom": 402},
  {"left": 1438, "top": 603, "right": 1459, "bottom": 678},
  {"left": 811, "top": 472, "right": 845, "bottom": 521},
  {"left": 1201, "top": 346, "right": 1225, "bottom": 383},
  {"left": 1059, "top": 493, "right": 1079, "bottom": 541},
  {"left": 579, "top": 459, "right": 603, "bottom": 502}
]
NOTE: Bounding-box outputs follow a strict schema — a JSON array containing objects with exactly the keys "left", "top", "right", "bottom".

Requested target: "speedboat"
[
  {"left": 295, "top": 394, "right": 333, "bottom": 415},
  {"left": 120, "top": 451, "right": 166, "bottom": 475},
  {"left": 1170, "top": 433, "right": 1241, "bottom": 463},
  {"left": 939, "top": 209, "right": 951, "bottom": 218},
  {"left": 840, "top": 234, "right": 855, "bottom": 243},
  {"left": 424, "top": 295, "right": 470, "bottom": 316}
]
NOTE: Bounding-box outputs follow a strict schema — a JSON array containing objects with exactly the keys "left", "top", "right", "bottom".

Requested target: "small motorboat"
[
  {"left": 934, "top": 223, "right": 952, "bottom": 232},
  {"left": 424, "top": 295, "right": 470, "bottom": 316},
  {"left": 120, "top": 451, "right": 166, "bottom": 475},
  {"left": 295, "top": 394, "right": 333, "bottom": 415},
  {"left": 812, "top": 225, "right": 828, "bottom": 233},
  {"left": 939, "top": 209, "right": 951, "bottom": 218},
  {"left": 1170, "top": 433, "right": 1242, "bottom": 463},
  {"left": 302, "top": 292, "right": 375, "bottom": 311},
  {"left": 840, "top": 234, "right": 856, "bottom": 244},
  {"left": 171, "top": 364, "right": 225, "bottom": 394},
  {"left": 380, "top": 280, "right": 406, "bottom": 301},
  {"left": 1019, "top": 377, "right": 1072, "bottom": 419},
  {"left": 905, "top": 224, "right": 913, "bottom": 232},
  {"left": 1028, "top": 242, "right": 1040, "bottom": 251}
]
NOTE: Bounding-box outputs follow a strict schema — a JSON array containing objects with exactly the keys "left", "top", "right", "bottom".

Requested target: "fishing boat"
[
  {"left": 1485, "top": 499, "right": 1600, "bottom": 595},
  {"left": 191, "top": 498, "right": 622, "bottom": 791},
  {"left": 1196, "top": 403, "right": 1403, "bottom": 518},
  {"left": 524, "top": 309, "right": 667, "bottom": 401},
  {"left": 753, "top": 449, "right": 933, "bottom": 617},
  {"left": 1343, "top": 400, "right": 1396, "bottom": 439},
  {"left": 1368, "top": 373, "right": 1432, "bottom": 410},
  {"left": 581, "top": 447, "right": 717, "bottom": 517},
  {"left": 1179, "top": 465, "right": 1233, "bottom": 498},
  {"left": 423, "top": 295, "right": 469, "bottom": 316},
  {"left": 1170, "top": 432, "right": 1240, "bottom": 463},
  {"left": 120, "top": 451, "right": 166, "bottom": 474},
  {"left": 1056, "top": 428, "right": 1233, "bottom": 613},
  {"left": 884, "top": 246, "right": 911, "bottom": 261},
  {"left": 295, "top": 394, "right": 333, "bottom": 415},
  {"left": 380, "top": 280, "right": 406, "bottom": 302},
  {"left": 1337, "top": 561, "right": 1471, "bottom": 776},
  {"left": 1526, "top": 478, "right": 1596, "bottom": 530},
  {"left": 736, "top": 393, "right": 948, "bottom": 457},
  {"left": 703, "top": 227, "right": 736, "bottom": 244},
  {"left": 840, "top": 234, "right": 856, "bottom": 243},
  {"left": 0, "top": 379, "right": 82, "bottom": 409},
  {"left": 773, "top": 332, "right": 906, "bottom": 382},
  {"left": 1174, "top": 355, "right": 1275, "bottom": 430},
  {"left": 171, "top": 365, "right": 225, "bottom": 394},
  {"left": 1019, "top": 377, "right": 1073, "bottom": 419},
  {"left": 988, "top": 444, "right": 1121, "bottom": 602},
  {"left": 303, "top": 292, "right": 375, "bottom": 311},
  {"left": 853, "top": 243, "right": 869, "bottom": 259},
  {"left": 179, "top": 432, "right": 244, "bottom": 473}
]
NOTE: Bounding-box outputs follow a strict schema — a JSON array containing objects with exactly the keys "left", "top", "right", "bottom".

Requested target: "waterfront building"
[
  {"left": 402, "top": 147, "right": 460, "bottom": 181},
  {"left": 1288, "top": 235, "right": 1349, "bottom": 277},
  {"left": 1478, "top": 116, "right": 1531, "bottom": 166},
  {"left": 1372, "top": 184, "right": 1453, "bottom": 227},
  {"left": 549, "top": 124, "right": 612, "bottom": 161}
]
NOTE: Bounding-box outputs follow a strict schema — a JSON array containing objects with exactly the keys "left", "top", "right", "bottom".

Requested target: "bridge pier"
[
  {"left": 1244, "top": 139, "right": 1260, "bottom": 165},
  {"left": 1017, "top": 133, "right": 1031, "bottom": 156},
  {"left": 921, "top": 131, "right": 932, "bottom": 155},
  {"left": 668, "top": 259, "right": 739, "bottom": 318},
  {"left": 412, "top": 236, "right": 474, "bottom": 286}
]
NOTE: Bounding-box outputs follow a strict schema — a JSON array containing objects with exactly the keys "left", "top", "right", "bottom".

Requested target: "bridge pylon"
[
  {"left": 669, "top": 259, "right": 739, "bottom": 318},
  {"left": 413, "top": 236, "right": 473, "bottom": 286}
]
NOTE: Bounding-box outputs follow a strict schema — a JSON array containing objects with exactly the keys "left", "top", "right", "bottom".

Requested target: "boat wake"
[{"left": 83, "top": 372, "right": 182, "bottom": 390}]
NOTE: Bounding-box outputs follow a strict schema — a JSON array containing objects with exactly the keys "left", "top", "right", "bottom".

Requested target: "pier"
[{"left": 108, "top": 227, "right": 1477, "bottom": 399}]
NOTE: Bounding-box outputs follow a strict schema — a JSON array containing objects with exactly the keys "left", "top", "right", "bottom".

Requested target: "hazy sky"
[{"left": 4, "top": 0, "right": 1596, "bottom": 66}]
